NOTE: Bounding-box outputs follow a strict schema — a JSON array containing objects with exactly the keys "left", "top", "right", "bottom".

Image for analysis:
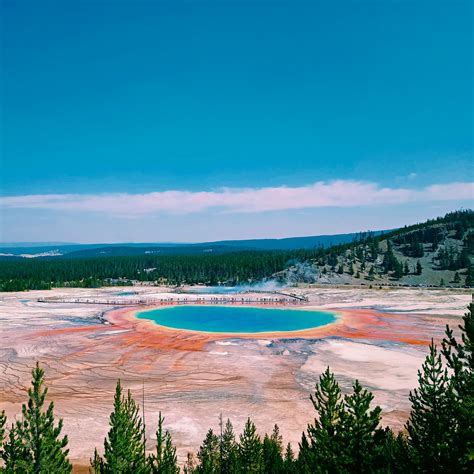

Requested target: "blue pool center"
[{"left": 137, "top": 305, "right": 336, "bottom": 333}]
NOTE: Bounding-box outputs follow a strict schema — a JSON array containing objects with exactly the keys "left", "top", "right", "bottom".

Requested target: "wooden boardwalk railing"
[{"left": 37, "top": 295, "right": 307, "bottom": 306}]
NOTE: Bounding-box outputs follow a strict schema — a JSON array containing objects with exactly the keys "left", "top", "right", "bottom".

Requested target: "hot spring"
[{"left": 137, "top": 306, "right": 337, "bottom": 333}]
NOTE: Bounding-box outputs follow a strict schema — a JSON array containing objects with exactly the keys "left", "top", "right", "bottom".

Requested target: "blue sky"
[{"left": 0, "top": 0, "right": 472, "bottom": 243}]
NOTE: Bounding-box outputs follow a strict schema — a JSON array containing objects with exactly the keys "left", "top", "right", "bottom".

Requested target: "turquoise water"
[{"left": 137, "top": 305, "right": 336, "bottom": 333}]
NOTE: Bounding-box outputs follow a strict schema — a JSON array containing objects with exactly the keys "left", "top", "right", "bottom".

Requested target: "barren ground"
[{"left": 0, "top": 285, "right": 471, "bottom": 470}]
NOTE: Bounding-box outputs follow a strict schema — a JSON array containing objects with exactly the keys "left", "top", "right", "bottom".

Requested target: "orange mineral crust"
[{"left": 104, "top": 305, "right": 432, "bottom": 350}]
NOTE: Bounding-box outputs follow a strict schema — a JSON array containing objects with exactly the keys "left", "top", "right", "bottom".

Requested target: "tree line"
[
  {"left": 0, "top": 250, "right": 319, "bottom": 292},
  {"left": 1, "top": 304, "right": 472, "bottom": 473},
  {"left": 1, "top": 210, "right": 472, "bottom": 291}
]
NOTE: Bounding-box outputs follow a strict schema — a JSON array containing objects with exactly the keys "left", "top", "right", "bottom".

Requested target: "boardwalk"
[{"left": 37, "top": 294, "right": 307, "bottom": 306}]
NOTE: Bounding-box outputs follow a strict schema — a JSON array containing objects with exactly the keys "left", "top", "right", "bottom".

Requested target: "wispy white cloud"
[{"left": 1, "top": 180, "right": 472, "bottom": 217}]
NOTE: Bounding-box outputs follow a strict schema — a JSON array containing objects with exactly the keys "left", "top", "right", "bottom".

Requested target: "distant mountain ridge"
[{"left": 0, "top": 230, "right": 388, "bottom": 259}]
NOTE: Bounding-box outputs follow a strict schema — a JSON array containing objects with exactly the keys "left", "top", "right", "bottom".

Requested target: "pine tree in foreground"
[
  {"left": 299, "top": 367, "right": 346, "bottom": 472},
  {"left": 381, "top": 429, "right": 411, "bottom": 474},
  {"left": 2, "top": 423, "right": 32, "bottom": 472},
  {"left": 93, "top": 380, "right": 146, "bottom": 473},
  {"left": 296, "top": 432, "right": 313, "bottom": 473},
  {"left": 405, "top": 341, "right": 456, "bottom": 472},
  {"left": 283, "top": 442, "right": 296, "bottom": 473},
  {"left": 262, "top": 425, "right": 283, "bottom": 474},
  {"left": 219, "top": 417, "right": 238, "bottom": 474},
  {"left": 149, "top": 412, "right": 179, "bottom": 474},
  {"left": 0, "top": 410, "right": 5, "bottom": 459},
  {"left": 238, "top": 418, "right": 263, "bottom": 472},
  {"left": 343, "top": 379, "right": 387, "bottom": 471},
  {"left": 300, "top": 368, "right": 391, "bottom": 473},
  {"left": 262, "top": 424, "right": 284, "bottom": 473},
  {"left": 442, "top": 302, "right": 474, "bottom": 471},
  {"left": 12, "top": 362, "right": 72, "bottom": 473},
  {"left": 196, "top": 428, "right": 220, "bottom": 473}
]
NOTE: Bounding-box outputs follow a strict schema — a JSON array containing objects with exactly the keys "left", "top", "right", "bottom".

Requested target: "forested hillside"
[
  {"left": 1, "top": 210, "right": 472, "bottom": 291},
  {"left": 279, "top": 210, "right": 474, "bottom": 287}
]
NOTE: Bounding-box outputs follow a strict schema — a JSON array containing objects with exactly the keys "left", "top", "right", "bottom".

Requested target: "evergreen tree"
[
  {"left": 283, "top": 443, "right": 296, "bottom": 474},
  {"left": 441, "top": 303, "right": 474, "bottom": 470},
  {"left": 404, "top": 261, "right": 410, "bottom": 275},
  {"left": 0, "top": 410, "right": 5, "bottom": 457},
  {"left": 14, "top": 362, "right": 72, "bottom": 473},
  {"left": 220, "top": 418, "right": 238, "bottom": 474},
  {"left": 301, "top": 368, "right": 390, "bottom": 472},
  {"left": 300, "top": 367, "right": 346, "bottom": 472},
  {"left": 367, "top": 266, "right": 375, "bottom": 281},
  {"left": 162, "top": 431, "right": 179, "bottom": 474},
  {"left": 405, "top": 341, "right": 456, "bottom": 471},
  {"left": 383, "top": 241, "right": 397, "bottom": 273},
  {"left": 466, "top": 264, "right": 474, "bottom": 287},
  {"left": 453, "top": 272, "right": 461, "bottom": 284},
  {"left": 370, "top": 240, "right": 379, "bottom": 261},
  {"left": 238, "top": 418, "right": 262, "bottom": 472},
  {"left": 464, "top": 231, "right": 474, "bottom": 254},
  {"left": 410, "top": 241, "right": 424, "bottom": 258},
  {"left": 392, "top": 260, "right": 404, "bottom": 279},
  {"left": 96, "top": 380, "right": 146, "bottom": 473},
  {"left": 348, "top": 263, "right": 354, "bottom": 276},
  {"left": 458, "top": 248, "right": 470, "bottom": 269},
  {"left": 149, "top": 412, "right": 179, "bottom": 474},
  {"left": 337, "top": 264, "right": 344, "bottom": 275},
  {"left": 2, "top": 424, "right": 31, "bottom": 472},
  {"left": 327, "top": 252, "right": 338, "bottom": 269},
  {"left": 296, "top": 433, "right": 313, "bottom": 474},
  {"left": 262, "top": 424, "right": 283, "bottom": 473},
  {"left": 343, "top": 380, "right": 385, "bottom": 471},
  {"left": 381, "top": 429, "right": 411, "bottom": 474},
  {"left": 196, "top": 429, "right": 220, "bottom": 473},
  {"left": 416, "top": 261, "right": 422, "bottom": 275}
]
